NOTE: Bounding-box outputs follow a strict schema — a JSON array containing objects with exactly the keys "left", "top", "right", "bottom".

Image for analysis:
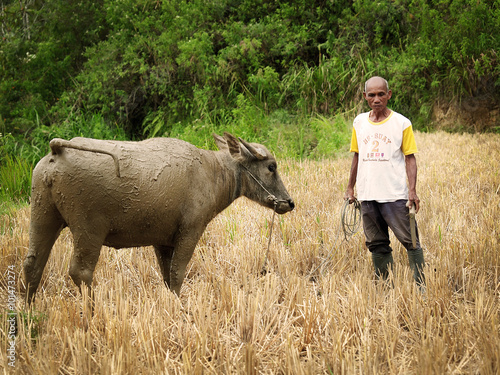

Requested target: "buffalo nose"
[{"left": 288, "top": 199, "right": 295, "bottom": 210}]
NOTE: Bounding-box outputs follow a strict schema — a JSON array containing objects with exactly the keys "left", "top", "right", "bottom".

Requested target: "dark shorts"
[{"left": 361, "top": 199, "right": 420, "bottom": 253}]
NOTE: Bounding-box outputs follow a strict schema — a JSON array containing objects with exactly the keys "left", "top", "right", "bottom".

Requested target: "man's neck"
[{"left": 369, "top": 108, "right": 392, "bottom": 123}]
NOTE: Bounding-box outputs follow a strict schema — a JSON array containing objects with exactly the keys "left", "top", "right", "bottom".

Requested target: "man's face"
[{"left": 363, "top": 79, "right": 392, "bottom": 111}]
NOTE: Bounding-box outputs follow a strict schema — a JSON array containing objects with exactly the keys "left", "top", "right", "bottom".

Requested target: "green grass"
[
  {"left": 169, "top": 110, "right": 353, "bottom": 159},
  {"left": 0, "top": 155, "right": 33, "bottom": 216}
]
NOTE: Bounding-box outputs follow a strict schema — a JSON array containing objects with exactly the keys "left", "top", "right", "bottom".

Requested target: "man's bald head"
[{"left": 364, "top": 76, "right": 389, "bottom": 93}]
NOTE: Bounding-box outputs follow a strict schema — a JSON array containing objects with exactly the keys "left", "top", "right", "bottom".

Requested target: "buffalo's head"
[{"left": 213, "top": 132, "right": 295, "bottom": 214}]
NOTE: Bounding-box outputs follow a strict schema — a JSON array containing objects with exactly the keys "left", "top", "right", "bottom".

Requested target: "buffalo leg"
[
  {"left": 68, "top": 229, "right": 106, "bottom": 309},
  {"left": 169, "top": 229, "right": 205, "bottom": 295},
  {"left": 24, "top": 204, "right": 65, "bottom": 304},
  {"left": 154, "top": 245, "right": 175, "bottom": 288}
]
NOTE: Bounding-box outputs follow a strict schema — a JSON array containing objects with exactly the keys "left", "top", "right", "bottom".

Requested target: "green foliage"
[
  {"left": 0, "top": 132, "right": 33, "bottom": 212},
  {"left": 22, "top": 309, "right": 47, "bottom": 341},
  {"left": 3, "top": 0, "right": 498, "bottom": 137},
  {"left": 387, "top": 0, "right": 500, "bottom": 123},
  {"left": 32, "top": 113, "right": 127, "bottom": 144},
  {"left": 0, "top": 0, "right": 108, "bottom": 133},
  {"left": 0, "top": 154, "right": 33, "bottom": 203},
  {"left": 309, "top": 115, "right": 352, "bottom": 159},
  {"left": 0, "top": 0, "right": 499, "bottom": 208}
]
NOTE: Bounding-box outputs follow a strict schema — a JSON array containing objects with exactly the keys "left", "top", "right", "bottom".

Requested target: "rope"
[
  {"left": 246, "top": 163, "right": 361, "bottom": 281},
  {"left": 260, "top": 200, "right": 277, "bottom": 275},
  {"left": 240, "top": 164, "right": 281, "bottom": 205},
  {"left": 341, "top": 199, "right": 361, "bottom": 241},
  {"left": 307, "top": 199, "right": 362, "bottom": 278},
  {"left": 239, "top": 164, "right": 285, "bottom": 275}
]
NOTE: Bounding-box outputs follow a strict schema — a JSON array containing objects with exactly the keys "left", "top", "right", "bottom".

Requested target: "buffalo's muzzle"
[{"left": 275, "top": 198, "right": 294, "bottom": 214}]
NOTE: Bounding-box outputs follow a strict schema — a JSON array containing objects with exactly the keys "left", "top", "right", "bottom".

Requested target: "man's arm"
[
  {"left": 405, "top": 153, "right": 420, "bottom": 212},
  {"left": 344, "top": 152, "right": 359, "bottom": 202}
]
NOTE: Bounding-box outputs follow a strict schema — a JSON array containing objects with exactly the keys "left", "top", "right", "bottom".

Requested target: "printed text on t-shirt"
[{"left": 362, "top": 133, "right": 392, "bottom": 146}]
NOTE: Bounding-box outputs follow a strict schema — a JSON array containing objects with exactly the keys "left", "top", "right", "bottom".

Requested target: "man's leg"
[
  {"left": 380, "top": 200, "right": 425, "bottom": 286},
  {"left": 361, "top": 201, "right": 394, "bottom": 280},
  {"left": 371, "top": 252, "right": 394, "bottom": 280},
  {"left": 407, "top": 247, "right": 425, "bottom": 287}
]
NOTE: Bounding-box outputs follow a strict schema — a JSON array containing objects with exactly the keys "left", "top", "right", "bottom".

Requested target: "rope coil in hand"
[{"left": 341, "top": 199, "right": 361, "bottom": 240}]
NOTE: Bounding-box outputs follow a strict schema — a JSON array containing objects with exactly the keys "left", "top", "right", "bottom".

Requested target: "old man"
[{"left": 344, "top": 76, "right": 425, "bottom": 287}]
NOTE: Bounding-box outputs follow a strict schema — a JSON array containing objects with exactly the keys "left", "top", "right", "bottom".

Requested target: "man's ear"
[{"left": 213, "top": 133, "right": 228, "bottom": 151}]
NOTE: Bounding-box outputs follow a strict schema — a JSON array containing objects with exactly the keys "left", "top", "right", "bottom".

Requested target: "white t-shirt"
[{"left": 350, "top": 110, "right": 418, "bottom": 202}]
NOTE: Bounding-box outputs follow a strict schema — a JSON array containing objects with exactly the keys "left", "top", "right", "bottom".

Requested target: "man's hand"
[
  {"left": 344, "top": 188, "right": 357, "bottom": 203},
  {"left": 405, "top": 154, "right": 419, "bottom": 212},
  {"left": 406, "top": 192, "right": 420, "bottom": 213}
]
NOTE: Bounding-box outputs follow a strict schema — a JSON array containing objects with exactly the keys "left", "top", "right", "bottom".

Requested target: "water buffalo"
[{"left": 24, "top": 133, "right": 294, "bottom": 302}]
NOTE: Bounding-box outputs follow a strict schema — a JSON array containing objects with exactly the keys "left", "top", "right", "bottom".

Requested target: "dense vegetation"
[{"left": 1, "top": 0, "right": 499, "bottom": 210}]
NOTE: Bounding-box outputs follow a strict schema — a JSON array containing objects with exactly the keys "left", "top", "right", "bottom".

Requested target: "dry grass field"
[{"left": 1, "top": 131, "right": 499, "bottom": 374}]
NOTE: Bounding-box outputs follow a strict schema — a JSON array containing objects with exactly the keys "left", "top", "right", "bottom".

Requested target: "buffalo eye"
[{"left": 267, "top": 163, "right": 277, "bottom": 173}]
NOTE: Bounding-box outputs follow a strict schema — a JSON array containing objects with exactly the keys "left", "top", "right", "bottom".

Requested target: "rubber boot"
[
  {"left": 371, "top": 252, "right": 394, "bottom": 281},
  {"left": 407, "top": 248, "right": 425, "bottom": 288}
]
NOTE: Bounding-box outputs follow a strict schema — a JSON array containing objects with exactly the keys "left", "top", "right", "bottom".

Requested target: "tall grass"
[
  {"left": 0, "top": 132, "right": 499, "bottom": 374},
  {"left": 0, "top": 156, "right": 33, "bottom": 218}
]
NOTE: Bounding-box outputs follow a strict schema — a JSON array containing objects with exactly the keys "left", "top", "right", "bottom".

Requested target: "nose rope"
[
  {"left": 261, "top": 200, "right": 277, "bottom": 275},
  {"left": 240, "top": 164, "right": 279, "bottom": 204},
  {"left": 239, "top": 164, "right": 285, "bottom": 275}
]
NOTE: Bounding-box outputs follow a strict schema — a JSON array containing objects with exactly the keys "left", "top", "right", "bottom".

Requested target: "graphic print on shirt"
[{"left": 361, "top": 133, "right": 392, "bottom": 162}]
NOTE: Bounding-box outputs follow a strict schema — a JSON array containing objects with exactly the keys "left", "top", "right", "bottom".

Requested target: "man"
[{"left": 344, "top": 76, "right": 425, "bottom": 287}]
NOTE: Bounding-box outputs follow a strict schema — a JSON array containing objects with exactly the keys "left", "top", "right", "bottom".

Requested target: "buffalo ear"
[
  {"left": 224, "top": 132, "right": 266, "bottom": 162},
  {"left": 223, "top": 132, "right": 245, "bottom": 160},
  {"left": 213, "top": 133, "right": 228, "bottom": 151},
  {"left": 238, "top": 137, "right": 267, "bottom": 160}
]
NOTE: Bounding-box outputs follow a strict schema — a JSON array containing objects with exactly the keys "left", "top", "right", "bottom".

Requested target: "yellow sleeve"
[
  {"left": 402, "top": 126, "right": 418, "bottom": 155},
  {"left": 349, "top": 127, "right": 359, "bottom": 153}
]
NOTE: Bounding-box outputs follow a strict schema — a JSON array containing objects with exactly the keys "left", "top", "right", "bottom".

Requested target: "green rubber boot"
[
  {"left": 371, "top": 252, "right": 394, "bottom": 281},
  {"left": 407, "top": 248, "right": 425, "bottom": 288}
]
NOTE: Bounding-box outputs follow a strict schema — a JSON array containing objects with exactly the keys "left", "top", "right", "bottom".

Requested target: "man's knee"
[{"left": 368, "top": 244, "right": 392, "bottom": 254}]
